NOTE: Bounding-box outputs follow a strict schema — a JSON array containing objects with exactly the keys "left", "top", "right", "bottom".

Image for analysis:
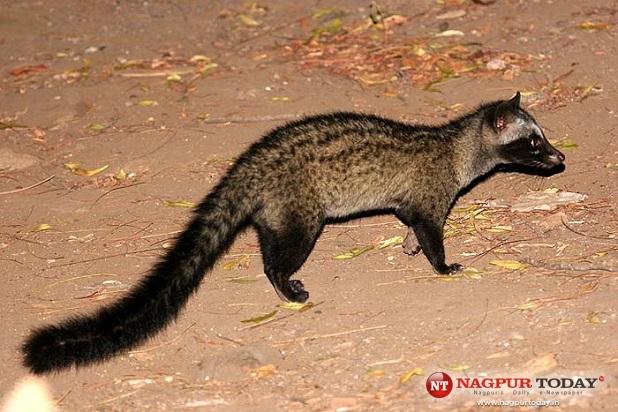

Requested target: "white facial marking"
[{"left": 500, "top": 117, "right": 525, "bottom": 144}]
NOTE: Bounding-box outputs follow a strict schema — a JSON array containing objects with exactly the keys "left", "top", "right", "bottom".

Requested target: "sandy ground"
[{"left": 1, "top": 1, "right": 617, "bottom": 410}]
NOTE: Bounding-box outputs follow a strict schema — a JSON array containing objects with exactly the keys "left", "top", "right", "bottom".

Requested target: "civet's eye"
[{"left": 529, "top": 134, "right": 541, "bottom": 150}]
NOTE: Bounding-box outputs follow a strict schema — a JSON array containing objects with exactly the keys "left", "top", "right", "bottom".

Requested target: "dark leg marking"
[{"left": 256, "top": 218, "right": 322, "bottom": 302}]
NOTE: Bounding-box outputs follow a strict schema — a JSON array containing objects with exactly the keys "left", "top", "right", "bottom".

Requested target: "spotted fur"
[{"left": 22, "top": 93, "right": 564, "bottom": 374}]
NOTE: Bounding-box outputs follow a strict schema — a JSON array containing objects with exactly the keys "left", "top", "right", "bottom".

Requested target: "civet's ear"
[
  {"left": 509, "top": 91, "right": 521, "bottom": 108},
  {"left": 493, "top": 99, "right": 517, "bottom": 132}
]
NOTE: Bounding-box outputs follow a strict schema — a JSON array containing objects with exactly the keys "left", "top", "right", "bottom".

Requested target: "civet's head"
[{"left": 487, "top": 92, "right": 565, "bottom": 169}]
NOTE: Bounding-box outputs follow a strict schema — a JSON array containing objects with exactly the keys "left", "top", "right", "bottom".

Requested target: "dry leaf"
[
  {"left": 277, "top": 302, "right": 314, "bottom": 312},
  {"left": 227, "top": 276, "right": 258, "bottom": 284},
  {"left": 463, "top": 267, "right": 482, "bottom": 279},
  {"left": 251, "top": 363, "right": 277, "bottom": 378},
  {"left": 399, "top": 367, "right": 424, "bottom": 383},
  {"left": 578, "top": 21, "right": 611, "bottom": 31},
  {"left": 64, "top": 162, "right": 109, "bottom": 177},
  {"left": 518, "top": 300, "right": 542, "bottom": 311},
  {"left": 435, "top": 29, "right": 464, "bottom": 37},
  {"left": 485, "top": 225, "right": 512, "bottom": 233},
  {"left": 223, "top": 255, "right": 251, "bottom": 270},
  {"left": 137, "top": 99, "right": 158, "bottom": 107},
  {"left": 114, "top": 169, "right": 128, "bottom": 180},
  {"left": 199, "top": 62, "right": 218, "bottom": 76},
  {"left": 552, "top": 139, "right": 578, "bottom": 149},
  {"left": 363, "top": 368, "right": 386, "bottom": 380},
  {"left": 9, "top": 64, "right": 48, "bottom": 76},
  {"left": 238, "top": 14, "right": 261, "bottom": 27},
  {"left": 333, "top": 245, "right": 374, "bottom": 260},
  {"left": 240, "top": 310, "right": 277, "bottom": 324},
  {"left": 585, "top": 311, "right": 602, "bottom": 324},
  {"left": 87, "top": 123, "right": 106, "bottom": 132},
  {"left": 164, "top": 199, "right": 195, "bottom": 208},
  {"left": 486, "top": 351, "right": 510, "bottom": 359},
  {"left": 166, "top": 73, "right": 182, "bottom": 82},
  {"left": 489, "top": 259, "right": 528, "bottom": 270},
  {"left": 32, "top": 223, "right": 52, "bottom": 232},
  {"left": 377, "top": 236, "right": 404, "bottom": 249},
  {"left": 189, "top": 55, "right": 211, "bottom": 63}
]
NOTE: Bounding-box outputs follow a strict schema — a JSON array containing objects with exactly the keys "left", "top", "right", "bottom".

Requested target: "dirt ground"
[{"left": 1, "top": 0, "right": 617, "bottom": 410}]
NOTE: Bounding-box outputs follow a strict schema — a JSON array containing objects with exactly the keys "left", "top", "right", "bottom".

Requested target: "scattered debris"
[{"left": 485, "top": 189, "right": 587, "bottom": 212}]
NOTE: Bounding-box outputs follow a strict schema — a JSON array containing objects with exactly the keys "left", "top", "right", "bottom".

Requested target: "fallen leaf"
[
  {"left": 486, "top": 351, "right": 510, "bottom": 359},
  {"left": 489, "top": 259, "right": 528, "bottom": 270},
  {"left": 578, "top": 21, "right": 611, "bottom": 31},
  {"left": 463, "top": 267, "right": 482, "bottom": 279},
  {"left": 240, "top": 310, "right": 277, "bottom": 324},
  {"left": 399, "top": 367, "right": 424, "bottom": 383},
  {"left": 64, "top": 162, "right": 109, "bottom": 177},
  {"left": 377, "top": 236, "right": 404, "bottom": 249},
  {"left": 585, "top": 311, "right": 602, "bottom": 324},
  {"left": 137, "top": 99, "right": 158, "bottom": 107},
  {"left": 164, "top": 199, "right": 195, "bottom": 208},
  {"left": 250, "top": 363, "right": 277, "bottom": 378},
  {"left": 9, "top": 64, "right": 48, "bottom": 76},
  {"left": 114, "top": 169, "right": 128, "bottom": 180},
  {"left": 199, "top": 62, "right": 218, "bottom": 76},
  {"left": 333, "top": 245, "right": 374, "bottom": 260},
  {"left": 277, "top": 301, "right": 314, "bottom": 312},
  {"left": 226, "top": 276, "right": 258, "bottom": 284},
  {"left": 435, "top": 29, "right": 464, "bottom": 37},
  {"left": 189, "top": 55, "right": 211, "bottom": 63},
  {"left": 518, "top": 301, "right": 542, "bottom": 311},
  {"left": 87, "top": 123, "right": 106, "bottom": 132},
  {"left": 238, "top": 14, "right": 261, "bottom": 27},
  {"left": 364, "top": 368, "right": 386, "bottom": 380},
  {"left": 32, "top": 223, "right": 52, "bottom": 232},
  {"left": 0, "top": 122, "right": 28, "bottom": 130},
  {"left": 223, "top": 255, "right": 251, "bottom": 271},
  {"left": 312, "top": 18, "right": 342, "bottom": 38},
  {"left": 166, "top": 73, "right": 182, "bottom": 82},
  {"left": 552, "top": 139, "right": 578, "bottom": 149}
]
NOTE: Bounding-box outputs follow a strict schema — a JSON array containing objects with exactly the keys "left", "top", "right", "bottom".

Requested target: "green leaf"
[
  {"left": 240, "top": 310, "right": 277, "bottom": 324},
  {"left": 164, "top": 199, "right": 195, "bottom": 208},
  {"left": 333, "top": 245, "right": 374, "bottom": 260}
]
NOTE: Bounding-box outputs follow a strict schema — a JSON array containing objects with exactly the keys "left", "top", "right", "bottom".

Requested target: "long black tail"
[{"left": 22, "top": 178, "right": 255, "bottom": 374}]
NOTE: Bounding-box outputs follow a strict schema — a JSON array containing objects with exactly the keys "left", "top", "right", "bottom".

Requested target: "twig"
[
  {"left": 464, "top": 237, "right": 540, "bottom": 263},
  {"left": 55, "top": 389, "right": 71, "bottom": 407},
  {"left": 467, "top": 299, "right": 489, "bottom": 337},
  {"left": 128, "top": 322, "right": 196, "bottom": 354},
  {"left": 110, "top": 229, "right": 182, "bottom": 242},
  {"left": 561, "top": 217, "right": 617, "bottom": 241},
  {"left": 0, "top": 175, "right": 55, "bottom": 196},
  {"left": 118, "top": 69, "right": 195, "bottom": 78},
  {"left": 200, "top": 114, "right": 299, "bottom": 124},
  {"left": 216, "top": 333, "right": 244, "bottom": 347},
  {"left": 0, "top": 257, "right": 23, "bottom": 265},
  {"left": 519, "top": 256, "right": 618, "bottom": 273},
  {"left": 95, "top": 390, "right": 139, "bottom": 407},
  {"left": 90, "top": 181, "right": 145, "bottom": 208},
  {"left": 275, "top": 324, "right": 387, "bottom": 345},
  {"left": 51, "top": 246, "right": 164, "bottom": 268}
]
